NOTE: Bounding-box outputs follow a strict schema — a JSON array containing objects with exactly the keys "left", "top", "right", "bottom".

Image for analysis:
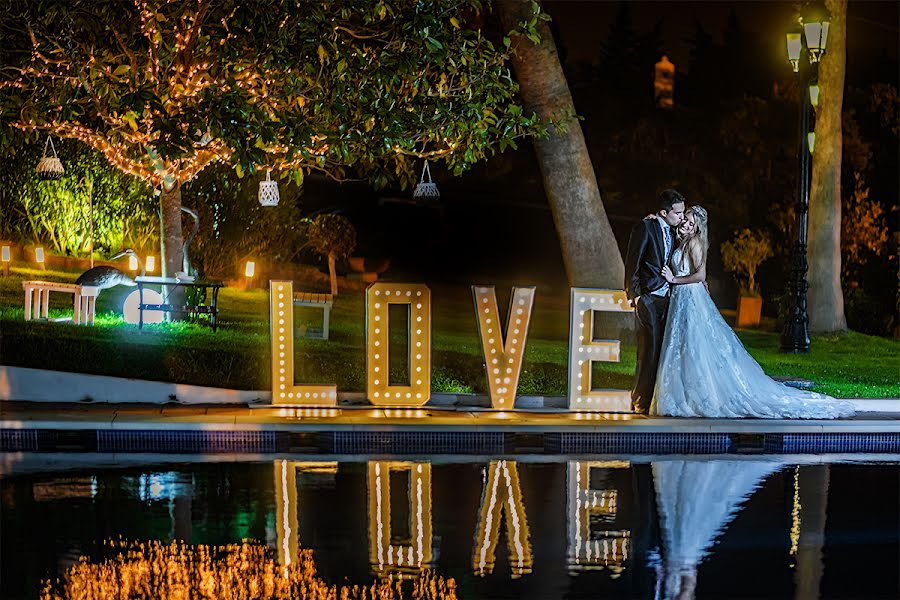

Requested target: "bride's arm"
[{"left": 662, "top": 243, "right": 706, "bottom": 284}]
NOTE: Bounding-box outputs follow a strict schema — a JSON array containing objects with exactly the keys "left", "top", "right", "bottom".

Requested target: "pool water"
[{"left": 2, "top": 457, "right": 897, "bottom": 599}]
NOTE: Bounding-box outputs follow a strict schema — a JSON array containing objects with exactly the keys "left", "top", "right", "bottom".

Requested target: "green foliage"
[
  {"left": 182, "top": 163, "right": 307, "bottom": 279},
  {"left": 0, "top": 136, "right": 155, "bottom": 255},
  {"left": 302, "top": 214, "right": 357, "bottom": 261},
  {"left": 842, "top": 173, "right": 889, "bottom": 280},
  {"left": 721, "top": 229, "right": 773, "bottom": 297},
  {"left": 0, "top": 0, "right": 544, "bottom": 190}
]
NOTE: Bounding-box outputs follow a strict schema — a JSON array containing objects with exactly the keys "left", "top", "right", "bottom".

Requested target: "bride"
[{"left": 650, "top": 206, "right": 855, "bottom": 419}]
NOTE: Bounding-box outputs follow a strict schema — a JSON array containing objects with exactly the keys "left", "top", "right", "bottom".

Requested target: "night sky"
[{"left": 549, "top": 0, "right": 899, "bottom": 72}]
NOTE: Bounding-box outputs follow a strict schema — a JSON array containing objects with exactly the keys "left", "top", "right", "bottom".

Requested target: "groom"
[{"left": 624, "top": 189, "right": 686, "bottom": 414}]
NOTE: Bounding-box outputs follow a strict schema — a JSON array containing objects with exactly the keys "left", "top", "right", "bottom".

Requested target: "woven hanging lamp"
[
  {"left": 36, "top": 136, "right": 64, "bottom": 180},
  {"left": 258, "top": 170, "right": 280, "bottom": 206},
  {"left": 413, "top": 160, "right": 440, "bottom": 200}
]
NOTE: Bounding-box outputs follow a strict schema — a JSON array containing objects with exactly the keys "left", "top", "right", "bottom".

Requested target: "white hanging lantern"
[
  {"left": 36, "top": 136, "right": 64, "bottom": 180},
  {"left": 413, "top": 160, "right": 440, "bottom": 200},
  {"left": 258, "top": 170, "right": 280, "bottom": 206}
]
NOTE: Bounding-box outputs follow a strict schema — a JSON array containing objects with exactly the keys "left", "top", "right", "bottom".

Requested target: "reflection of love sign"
[{"left": 269, "top": 281, "right": 633, "bottom": 411}]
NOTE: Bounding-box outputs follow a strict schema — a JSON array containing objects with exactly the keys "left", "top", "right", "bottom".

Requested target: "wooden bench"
[
  {"left": 23, "top": 280, "right": 99, "bottom": 325},
  {"left": 292, "top": 291, "right": 333, "bottom": 340}
]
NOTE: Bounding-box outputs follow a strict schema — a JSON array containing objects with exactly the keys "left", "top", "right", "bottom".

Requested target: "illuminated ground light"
[
  {"left": 123, "top": 289, "right": 164, "bottom": 324},
  {"left": 366, "top": 283, "right": 431, "bottom": 407},
  {"left": 472, "top": 286, "right": 535, "bottom": 409},
  {"left": 567, "top": 461, "right": 630, "bottom": 575},
  {"left": 567, "top": 289, "right": 633, "bottom": 412},
  {"left": 269, "top": 281, "right": 337, "bottom": 406},
  {"left": 473, "top": 460, "right": 532, "bottom": 579},
  {"left": 145, "top": 255, "right": 155, "bottom": 272},
  {"left": 368, "top": 461, "right": 433, "bottom": 579}
]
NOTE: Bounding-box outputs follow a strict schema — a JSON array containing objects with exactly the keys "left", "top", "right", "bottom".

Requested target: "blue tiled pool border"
[{"left": 3, "top": 429, "right": 900, "bottom": 455}]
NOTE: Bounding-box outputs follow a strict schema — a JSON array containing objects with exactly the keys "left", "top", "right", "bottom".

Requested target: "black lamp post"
[{"left": 780, "top": 2, "right": 831, "bottom": 354}]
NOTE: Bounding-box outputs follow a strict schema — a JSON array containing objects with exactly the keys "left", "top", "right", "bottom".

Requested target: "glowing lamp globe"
[
  {"left": 785, "top": 31, "right": 802, "bottom": 72},
  {"left": 801, "top": 2, "right": 831, "bottom": 62},
  {"left": 123, "top": 289, "right": 164, "bottom": 325}
]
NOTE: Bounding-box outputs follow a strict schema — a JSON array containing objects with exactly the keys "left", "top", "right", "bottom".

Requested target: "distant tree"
[
  {"left": 303, "top": 214, "right": 357, "bottom": 296},
  {"left": 721, "top": 229, "right": 774, "bottom": 297},
  {"left": 683, "top": 20, "right": 718, "bottom": 107},
  {"left": 598, "top": 2, "right": 641, "bottom": 109},
  {"left": 841, "top": 173, "right": 888, "bottom": 283}
]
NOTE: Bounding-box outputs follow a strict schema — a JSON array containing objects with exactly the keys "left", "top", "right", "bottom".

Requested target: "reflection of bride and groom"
[
  {"left": 624, "top": 189, "right": 855, "bottom": 419},
  {"left": 633, "top": 459, "right": 786, "bottom": 600}
]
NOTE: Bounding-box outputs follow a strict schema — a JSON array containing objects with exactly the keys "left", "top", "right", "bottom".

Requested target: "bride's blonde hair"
[{"left": 680, "top": 205, "right": 709, "bottom": 271}]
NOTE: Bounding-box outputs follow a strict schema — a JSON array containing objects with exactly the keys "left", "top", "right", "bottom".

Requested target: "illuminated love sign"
[{"left": 269, "top": 282, "right": 633, "bottom": 411}]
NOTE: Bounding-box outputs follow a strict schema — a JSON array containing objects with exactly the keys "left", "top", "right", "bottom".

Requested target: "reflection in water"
[
  {"left": 10, "top": 458, "right": 884, "bottom": 599},
  {"left": 368, "top": 461, "right": 433, "bottom": 578},
  {"left": 40, "top": 539, "right": 457, "bottom": 600},
  {"left": 472, "top": 460, "right": 532, "bottom": 578},
  {"left": 653, "top": 460, "right": 782, "bottom": 600},
  {"left": 567, "top": 461, "right": 631, "bottom": 576}
]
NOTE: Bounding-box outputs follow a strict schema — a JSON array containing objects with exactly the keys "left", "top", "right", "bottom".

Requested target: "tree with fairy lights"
[{"left": 0, "top": 0, "right": 541, "bottom": 294}]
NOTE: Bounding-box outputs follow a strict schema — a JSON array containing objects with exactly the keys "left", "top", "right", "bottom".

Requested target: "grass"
[{"left": 1, "top": 267, "right": 897, "bottom": 398}]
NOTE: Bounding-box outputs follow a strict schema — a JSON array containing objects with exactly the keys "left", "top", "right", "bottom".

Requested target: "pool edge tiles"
[{"left": 764, "top": 433, "right": 900, "bottom": 453}]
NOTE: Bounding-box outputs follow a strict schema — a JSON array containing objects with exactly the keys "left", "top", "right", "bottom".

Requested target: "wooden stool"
[
  {"left": 76, "top": 285, "right": 99, "bottom": 325},
  {"left": 292, "top": 291, "right": 334, "bottom": 340}
]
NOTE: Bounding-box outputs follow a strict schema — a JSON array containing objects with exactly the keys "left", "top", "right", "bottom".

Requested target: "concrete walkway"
[{"left": 3, "top": 400, "right": 900, "bottom": 434}]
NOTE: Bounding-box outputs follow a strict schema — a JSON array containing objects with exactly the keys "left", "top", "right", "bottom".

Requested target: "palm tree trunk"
[
  {"left": 808, "top": 0, "right": 847, "bottom": 334},
  {"left": 328, "top": 253, "right": 338, "bottom": 296},
  {"left": 496, "top": 0, "right": 624, "bottom": 288},
  {"left": 159, "top": 183, "right": 185, "bottom": 318}
]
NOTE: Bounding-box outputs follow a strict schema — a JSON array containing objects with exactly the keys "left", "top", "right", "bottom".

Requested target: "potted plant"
[{"left": 721, "top": 229, "right": 773, "bottom": 328}]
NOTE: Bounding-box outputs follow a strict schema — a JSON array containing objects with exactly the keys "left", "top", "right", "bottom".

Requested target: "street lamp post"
[{"left": 780, "top": 3, "right": 831, "bottom": 354}]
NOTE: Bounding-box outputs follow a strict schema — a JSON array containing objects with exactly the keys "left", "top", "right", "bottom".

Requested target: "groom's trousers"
[{"left": 632, "top": 294, "right": 669, "bottom": 413}]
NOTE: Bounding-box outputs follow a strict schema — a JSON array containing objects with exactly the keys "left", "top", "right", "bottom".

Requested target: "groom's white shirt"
[{"left": 651, "top": 216, "right": 671, "bottom": 297}]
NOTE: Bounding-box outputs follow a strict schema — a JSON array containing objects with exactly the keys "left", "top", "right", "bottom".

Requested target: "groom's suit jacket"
[{"left": 624, "top": 218, "right": 676, "bottom": 301}]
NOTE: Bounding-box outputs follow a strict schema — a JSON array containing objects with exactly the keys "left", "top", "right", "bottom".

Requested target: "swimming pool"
[{"left": 2, "top": 456, "right": 897, "bottom": 599}]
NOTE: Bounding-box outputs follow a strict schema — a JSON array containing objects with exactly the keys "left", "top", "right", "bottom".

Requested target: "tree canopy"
[{"left": 0, "top": 0, "right": 541, "bottom": 190}]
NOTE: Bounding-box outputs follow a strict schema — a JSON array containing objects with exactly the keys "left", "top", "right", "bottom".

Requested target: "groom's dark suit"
[{"left": 625, "top": 218, "right": 677, "bottom": 413}]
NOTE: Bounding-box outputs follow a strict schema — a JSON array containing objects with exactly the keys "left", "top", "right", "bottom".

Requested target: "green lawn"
[{"left": 1, "top": 267, "right": 897, "bottom": 398}]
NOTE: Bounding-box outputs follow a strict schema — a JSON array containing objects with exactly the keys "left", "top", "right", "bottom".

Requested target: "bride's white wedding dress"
[
  {"left": 650, "top": 247, "right": 855, "bottom": 418},
  {"left": 653, "top": 460, "right": 783, "bottom": 600}
]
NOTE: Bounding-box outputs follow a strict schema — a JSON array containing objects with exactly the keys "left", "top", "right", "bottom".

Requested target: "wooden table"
[{"left": 135, "top": 276, "right": 224, "bottom": 331}]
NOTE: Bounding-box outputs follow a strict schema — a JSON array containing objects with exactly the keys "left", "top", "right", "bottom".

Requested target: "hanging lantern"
[
  {"left": 36, "top": 136, "right": 64, "bottom": 180},
  {"left": 413, "top": 160, "right": 440, "bottom": 201},
  {"left": 258, "top": 170, "right": 280, "bottom": 206}
]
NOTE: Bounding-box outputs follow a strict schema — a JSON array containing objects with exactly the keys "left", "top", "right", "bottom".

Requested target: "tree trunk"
[
  {"left": 496, "top": 0, "right": 624, "bottom": 288},
  {"left": 808, "top": 0, "right": 847, "bottom": 334},
  {"left": 328, "top": 253, "right": 338, "bottom": 296},
  {"left": 159, "top": 183, "right": 185, "bottom": 317}
]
